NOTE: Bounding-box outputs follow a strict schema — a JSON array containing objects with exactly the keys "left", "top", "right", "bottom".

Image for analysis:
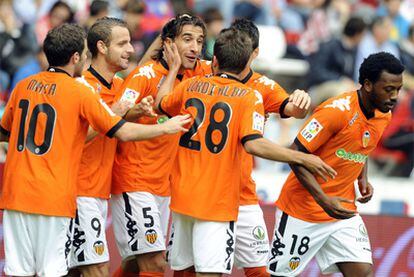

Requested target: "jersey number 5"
[
  {"left": 17, "top": 99, "right": 56, "bottom": 155},
  {"left": 179, "top": 98, "right": 232, "bottom": 154}
]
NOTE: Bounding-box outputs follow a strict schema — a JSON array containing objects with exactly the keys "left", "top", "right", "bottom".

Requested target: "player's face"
[
  {"left": 174, "top": 25, "right": 204, "bottom": 70},
  {"left": 106, "top": 26, "right": 134, "bottom": 71},
  {"left": 368, "top": 71, "right": 402, "bottom": 113}
]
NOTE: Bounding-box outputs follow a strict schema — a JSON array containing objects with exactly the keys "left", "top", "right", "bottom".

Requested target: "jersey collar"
[
  {"left": 88, "top": 66, "right": 112, "bottom": 90},
  {"left": 215, "top": 73, "right": 243, "bottom": 83},
  {"left": 240, "top": 69, "right": 253, "bottom": 84},
  {"left": 160, "top": 58, "right": 185, "bottom": 81},
  {"left": 47, "top": 67, "right": 71, "bottom": 77}
]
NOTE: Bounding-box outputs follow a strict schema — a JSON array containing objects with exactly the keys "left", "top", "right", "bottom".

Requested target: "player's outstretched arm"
[
  {"left": 284, "top": 89, "right": 311, "bottom": 118},
  {"left": 114, "top": 114, "right": 190, "bottom": 142},
  {"left": 288, "top": 143, "right": 356, "bottom": 219},
  {"left": 244, "top": 137, "right": 337, "bottom": 180}
]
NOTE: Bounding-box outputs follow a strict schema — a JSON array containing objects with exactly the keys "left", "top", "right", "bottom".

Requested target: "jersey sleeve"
[
  {"left": 295, "top": 106, "right": 346, "bottom": 153},
  {"left": 79, "top": 85, "right": 126, "bottom": 138},
  {"left": 239, "top": 91, "right": 265, "bottom": 144},
  {"left": 159, "top": 80, "right": 188, "bottom": 117},
  {"left": 115, "top": 66, "right": 153, "bottom": 106},
  {"left": 261, "top": 79, "right": 289, "bottom": 116},
  {"left": 0, "top": 88, "right": 16, "bottom": 136}
]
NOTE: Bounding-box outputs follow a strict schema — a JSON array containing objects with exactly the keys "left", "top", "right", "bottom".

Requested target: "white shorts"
[
  {"left": 267, "top": 209, "right": 373, "bottom": 276},
  {"left": 234, "top": 204, "right": 269, "bottom": 268},
  {"left": 69, "top": 197, "right": 109, "bottom": 268},
  {"left": 166, "top": 212, "right": 236, "bottom": 274},
  {"left": 111, "top": 192, "right": 170, "bottom": 260},
  {"left": 3, "top": 210, "right": 73, "bottom": 277}
]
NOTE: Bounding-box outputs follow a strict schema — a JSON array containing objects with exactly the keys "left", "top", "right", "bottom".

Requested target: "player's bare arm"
[
  {"left": 357, "top": 161, "right": 373, "bottom": 203},
  {"left": 284, "top": 89, "right": 311, "bottom": 118},
  {"left": 288, "top": 143, "right": 356, "bottom": 219},
  {"left": 114, "top": 114, "right": 190, "bottom": 141},
  {"left": 122, "top": 96, "right": 157, "bottom": 122},
  {"left": 244, "top": 137, "right": 337, "bottom": 180}
]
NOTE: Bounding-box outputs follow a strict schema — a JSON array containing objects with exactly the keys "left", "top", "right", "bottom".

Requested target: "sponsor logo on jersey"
[
  {"left": 324, "top": 96, "right": 351, "bottom": 111},
  {"left": 253, "top": 112, "right": 264, "bottom": 133},
  {"left": 252, "top": 226, "right": 266, "bottom": 241},
  {"left": 157, "top": 116, "right": 168, "bottom": 124},
  {"left": 289, "top": 257, "right": 301, "bottom": 270},
  {"left": 362, "top": 131, "right": 370, "bottom": 148},
  {"left": 120, "top": 88, "right": 140, "bottom": 105},
  {"left": 93, "top": 240, "right": 105, "bottom": 255},
  {"left": 133, "top": 64, "right": 156, "bottom": 79},
  {"left": 300, "top": 118, "right": 323, "bottom": 142},
  {"left": 335, "top": 148, "right": 367, "bottom": 163},
  {"left": 145, "top": 229, "right": 158, "bottom": 244}
]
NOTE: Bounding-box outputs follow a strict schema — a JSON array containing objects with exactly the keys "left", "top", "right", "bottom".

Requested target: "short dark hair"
[
  {"left": 152, "top": 14, "right": 207, "bottom": 61},
  {"left": 343, "top": 17, "right": 366, "bottom": 37},
  {"left": 231, "top": 18, "right": 259, "bottom": 50},
  {"left": 43, "top": 23, "right": 86, "bottom": 66},
  {"left": 87, "top": 17, "right": 128, "bottom": 58},
  {"left": 358, "top": 52, "right": 405, "bottom": 85},
  {"left": 214, "top": 28, "right": 253, "bottom": 74},
  {"left": 90, "top": 0, "right": 109, "bottom": 16}
]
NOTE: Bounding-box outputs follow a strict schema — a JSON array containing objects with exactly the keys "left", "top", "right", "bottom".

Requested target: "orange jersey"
[
  {"left": 76, "top": 67, "right": 124, "bottom": 199},
  {"left": 160, "top": 74, "right": 265, "bottom": 221},
  {"left": 0, "top": 68, "right": 125, "bottom": 217},
  {"left": 240, "top": 71, "right": 289, "bottom": 205},
  {"left": 112, "top": 59, "right": 212, "bottom": 195},
  {"left": 276, "top": 91, "right": 391, "bottom": 222}
]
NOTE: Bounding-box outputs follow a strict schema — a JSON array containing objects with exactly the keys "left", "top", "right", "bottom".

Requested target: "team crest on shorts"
[
  {"left": 362, "top": 131, "right": 370, "bottom": 148},
  {"left": 289, "top": 257, "right": 301, "bottom": 270},
  {"left": 93, "top": 240, "right": 105, "bottom": 255},
  {"left": 252, "top": 226, "right": 266, "bottom": 241},
  {"left": 145, "top": 229, "right": 158, "bottom": 244}
]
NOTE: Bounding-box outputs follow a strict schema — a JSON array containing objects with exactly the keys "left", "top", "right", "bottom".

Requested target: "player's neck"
[
  {"left": 358, "top": 90, "right": 376, "bottom": 116},
  {"left": 54, "top": 65, "right": 75, "bottom": 77},
  {"left": 90, "top": 58, "right": 117, "bottom": 84},
  {"left": 239, "top": 67, "right": 252, "bottom": 82}
]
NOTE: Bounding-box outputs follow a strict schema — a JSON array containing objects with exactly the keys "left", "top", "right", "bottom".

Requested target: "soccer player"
[
  {"left": 68, "top": 17, "right": 154, "bottom": 277},
  {"left": 157, "top": 27, "right": 336, "bottom": 276},
  {"left": 0, "top": 23, "right": 190, "bottom": 277},
  {"left": 267, "top": 52, "right": 404, "bottom": 277},
  {"left": 229, "top": 18, "right": 311, "bottom": 277},
  {"left": 110, "top": 15, "right": 211, "bottom": 277}
]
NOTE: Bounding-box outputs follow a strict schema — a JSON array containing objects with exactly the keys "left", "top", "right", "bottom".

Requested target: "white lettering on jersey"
[
  {"left": 99, "top": 98, "right": 116, "bottom": 116},
  {"left": 256, "top": 75, "right": 276, "bottom": 90},
  {"left": 253, "top": 112, "right": 264, "bottom": 133},
  {"left": 324, "top": 96, "right": 351, "bottom": 111},
  {"left": 300, "top": 118, "right": 323, "bottom": 142},
  {"left": 254, "top": 90, "right": 263, "bottom": 105},
  {"left": 120, "top": 88, "right": 140, "bottom": 106},
  {"left": 133, "top": 64, "right": 156, "bottom": 79}
]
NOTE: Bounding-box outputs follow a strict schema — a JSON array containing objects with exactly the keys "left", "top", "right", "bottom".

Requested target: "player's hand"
[
  {"left": 136, "top": 96, "right": 157, "bottom": 117},
  {"left": 111, "top": 100, "right": 131, "bottom": 117},
  {"left": 162, "top": 114, "right": 191, "bottom": 134},
  {"left": 357, "top": 179, "right": 373, "bottom": 203},
  {"left": 289, "top": 89, "right": 311, "bottom": 111},
  {"left": 320, "top": 196, "right": 356, "bottom": 219},
  {"left": 164, "top": 41, "right": 181, "bottom": 72},
  {"left": 300, "top": 153, "right": 337, "bottom": 181}
]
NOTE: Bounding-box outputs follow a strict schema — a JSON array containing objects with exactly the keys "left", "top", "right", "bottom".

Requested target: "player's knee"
[
  {"left": 79, "top": 262, "right": 109, "bottom": 277},
  {"left": 244, "top": 266, "right": 269, "bottom": 277},
  {"left": 137, "top": 251, "right": 166, "bottom": 272}
]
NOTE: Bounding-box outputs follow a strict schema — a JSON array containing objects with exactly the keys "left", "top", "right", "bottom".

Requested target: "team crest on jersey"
[
  {"left": 289, "top": 257, "right": 301, "bottom": 270},
  {"left": 253, "top": 112, "right": 264, "bottom": 133},
  {"left": 145, "top": 229, "right": 158, "bottom": 244},
  {"left": 300, "top": 118, "right": 323, "bottom": 142},
  {"left": 362, "top": 131, "right": 370, "bottom": 148},
  {"left": 120, "top": 88, "right": 140, "bottom": 105},
  {"left": 324, "top": 96, "right": 351, "bottom": 111},
  {"left": 93, "top": 241, "right": 105, "bottom": 255},
  {"left": 252, "top": 226, "right": 266, "bottom": 241}
]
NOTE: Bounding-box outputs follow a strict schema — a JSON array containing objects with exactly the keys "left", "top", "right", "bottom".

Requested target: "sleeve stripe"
[
  {"left": 279, "top": 97, "right": 290, "bottom": 118},
  {"left": 294, "top": 137, "right": 311, "bottom": 154},
  {"left": 106, "top": 119, "right": 127, "bottom": 138},
  {"left": 0, "top": 125, "right": 10, "bottom": 137},
  {"left": 158, "top": 100, "right": 173, "bottom": 119},
  {"left": 241, "top": 134, "right": 263, "bottom": 145}
]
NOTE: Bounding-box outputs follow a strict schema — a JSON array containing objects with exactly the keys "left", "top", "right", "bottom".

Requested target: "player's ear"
[
  {"left": 97, "top": 40, "right": 107, "bottom": 55},
  {"left": 252, "top": 47, "right": 259, "bottom": 59},
  {"left": 72, "top": 52, "right": 80, "bottom": 64},
  {"left": 212, "top": 56, "right": 219, "bottom": 74},
  {"left": 363, "top": 79, "right": 373, "bottom": 93}
]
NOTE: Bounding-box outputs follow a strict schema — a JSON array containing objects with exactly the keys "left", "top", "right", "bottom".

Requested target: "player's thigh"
[
  {"left": 267, "top": 209, "right": 331, "bottom": 276},
  {"left": 316, "top": 215, "right": 373, "bottom": 275},
  {"left": 154, "top": 194, "right": 171, "bottom": 237},
  {"left": 167, "top": 212, "right": 195, "bottom": 271},
  {"left": 193, "top": 219, "right": 236, "bottom": 274},
  {"left": 110, "top": 192, "right": 167, "bottom": 260},
  {"left": 70, "top": 197, "right": 109, "bottom": 268},
  {"left": 235, "top": 204, "right": 269, "bottom": 268}
]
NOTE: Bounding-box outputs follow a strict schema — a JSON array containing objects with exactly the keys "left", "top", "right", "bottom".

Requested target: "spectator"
[
  {"left": 83, "top": 0, "right": 110, "bottom": 30},
  {"left": 377, "top": 0, "right": 410, "bottom": 41},
  {"left": 123, "top": 0, "right": 145, "bottom": 59},
  {"left": 201, "top": 7, "right": 224, "bottom": 60},
  {"left": 307, "top": 16, "right": 367, "bottom": 105},
  {"left": 399, "top": 24, "right": 414, "bottom": 81},
  {"left": 233, "top": 0, "right": 277, "bottom": 26}
]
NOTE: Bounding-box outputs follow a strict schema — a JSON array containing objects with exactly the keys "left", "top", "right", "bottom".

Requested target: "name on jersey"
[
  {"left": 27, "top": 79, "right": 57, "bottom": 96},
  {"left": 300, "top": 118, "right": 323, "bottom": 142},
  {"left": 187, "top": 80, "right": 249, "bottom": 98},
  {"left": 335, "top": 148, "right": 367, "bottom": 163}
]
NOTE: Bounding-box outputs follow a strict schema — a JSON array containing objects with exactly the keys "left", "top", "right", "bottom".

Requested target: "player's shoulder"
[
  {"left": 128, "top": 60, "right": 166, "bottom": 81},
  {"left": 249, "top": 72, "right": 280, "bottom": 90},
  {"left": 198, "top": 59, "right": 213, "bottom": 75},
  {"left": 75, "top": 76, "right": 97, "bottom": 95},
  {"left": 317, "top": 91, "right": 358, "bottom": 116}
]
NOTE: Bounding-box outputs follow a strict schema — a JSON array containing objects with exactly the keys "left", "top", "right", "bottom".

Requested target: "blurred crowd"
[{"left": 0, "top": 0, "right": 413, "bottom": 177}]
